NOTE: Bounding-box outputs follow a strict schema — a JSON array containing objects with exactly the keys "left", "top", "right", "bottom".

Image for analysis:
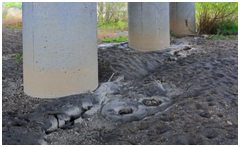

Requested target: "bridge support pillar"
[
  {"left": 128, "top": 2, "right": 170, "bottom": 51},
  {"left": 170, "top": 2, "right": 196, "bottom": 36},
  {"left": 22, "top": 2, "right": 98, "bottom": 98}
]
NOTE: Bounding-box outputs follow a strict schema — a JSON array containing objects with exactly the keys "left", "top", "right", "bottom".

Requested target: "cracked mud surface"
[{"left": 2, "top": 26, "right": 238, "bottom": 145}]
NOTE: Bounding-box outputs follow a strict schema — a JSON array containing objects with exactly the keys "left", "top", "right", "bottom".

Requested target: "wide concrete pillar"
[
  {"left": 23, "top": 2, "right": 98, "bottom": 98},
  {"left": 128, "top": 2, "right": 170, "bottom": 51},
  {"left": 170, "top": 2, "right": 196, "bottom": 36}
]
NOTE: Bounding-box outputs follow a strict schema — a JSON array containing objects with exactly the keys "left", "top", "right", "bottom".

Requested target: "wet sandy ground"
[{"left": 2, "top": 26, "right": 238, "bottom": 145}]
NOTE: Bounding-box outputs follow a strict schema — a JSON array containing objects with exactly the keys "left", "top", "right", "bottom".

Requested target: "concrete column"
[
  {"left": 23, "top": 2, "right": 98, "bottom": 98},
  {"left": 128, "top": 2, "right": 170, "bottom": 51},
  {"left": 170, "top": 2, "right": 196, "bottom": 36}
]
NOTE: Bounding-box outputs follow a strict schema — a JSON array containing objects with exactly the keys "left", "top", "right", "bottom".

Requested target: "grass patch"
[
  {"left": 13, "top": 52, "right": 23, "bottom": 65},
  {"left": 98, "top": 21, "right": 128, "bottom": 31},
  {"left": 98, "top": 27, "right": 128, "bottom": 43},
  {"left": 97, "top": 20, "right": 128, "bottom": 42},
  {"left": 170, "top": 30, "right": 176, "bottom": 38},
  {"left": 2, "top": 10, "right": 8, "bottom": 19},
  {"left": 230, "top": 36, "right": 238, "bottom": 40},
  {"left": 98, "top": 30, "right": 118, "bottom": 42},
  {"left": 102, "top": 35, "right": 128, "bottom": 43},
  {"left": 207, "top": 35, "right": 229, "bottom": 40},
  {"left": 207, "top": 35, "right": 238, "bottom": 40},
  {"left": 2, "top": 19, "right": 22, "bottom": 29}
]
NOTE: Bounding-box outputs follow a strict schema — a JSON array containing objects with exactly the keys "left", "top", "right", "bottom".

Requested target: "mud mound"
[{"left": 2, "top": 26, "right": 238, "bottom": 145}]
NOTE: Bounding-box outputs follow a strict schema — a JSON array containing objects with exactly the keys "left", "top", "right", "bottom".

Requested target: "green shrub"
[
  {"left": 97, "top": 2, "right": 127, "bottom": 23},
  {"left": 211, "top": 21, "right": 238, "bottom": 35},
  {"left": 4, "top": 2, "right": 22, "bottom": 9},
  {"left": 117, "top": 21, "right": 127, "bottom": 30},
  {"left": 97, "top": 2, "right": 128, "bottom": 31},
  {"left": 196, "top": 2, "right": 238, "bottom": 34}
]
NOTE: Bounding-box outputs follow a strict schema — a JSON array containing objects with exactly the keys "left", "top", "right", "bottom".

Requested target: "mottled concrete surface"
[
  {"left": 22, "top": 3, "right": 98, "bottom": 98},
  {"left": 128, "top": 2, "right": 170, "bottom": 51},
  {"left": 170, "top": 2, "right": 196, "bottom": 36}
]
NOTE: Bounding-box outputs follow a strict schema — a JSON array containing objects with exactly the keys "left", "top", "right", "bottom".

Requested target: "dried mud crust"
[{"left": 2, "top": 26, "right": 238, "bottom": 145}]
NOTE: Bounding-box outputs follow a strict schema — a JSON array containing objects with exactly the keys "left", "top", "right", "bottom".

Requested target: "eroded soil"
[{"left": 2, "top": 26, "right": 238, "bottom": 145}]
